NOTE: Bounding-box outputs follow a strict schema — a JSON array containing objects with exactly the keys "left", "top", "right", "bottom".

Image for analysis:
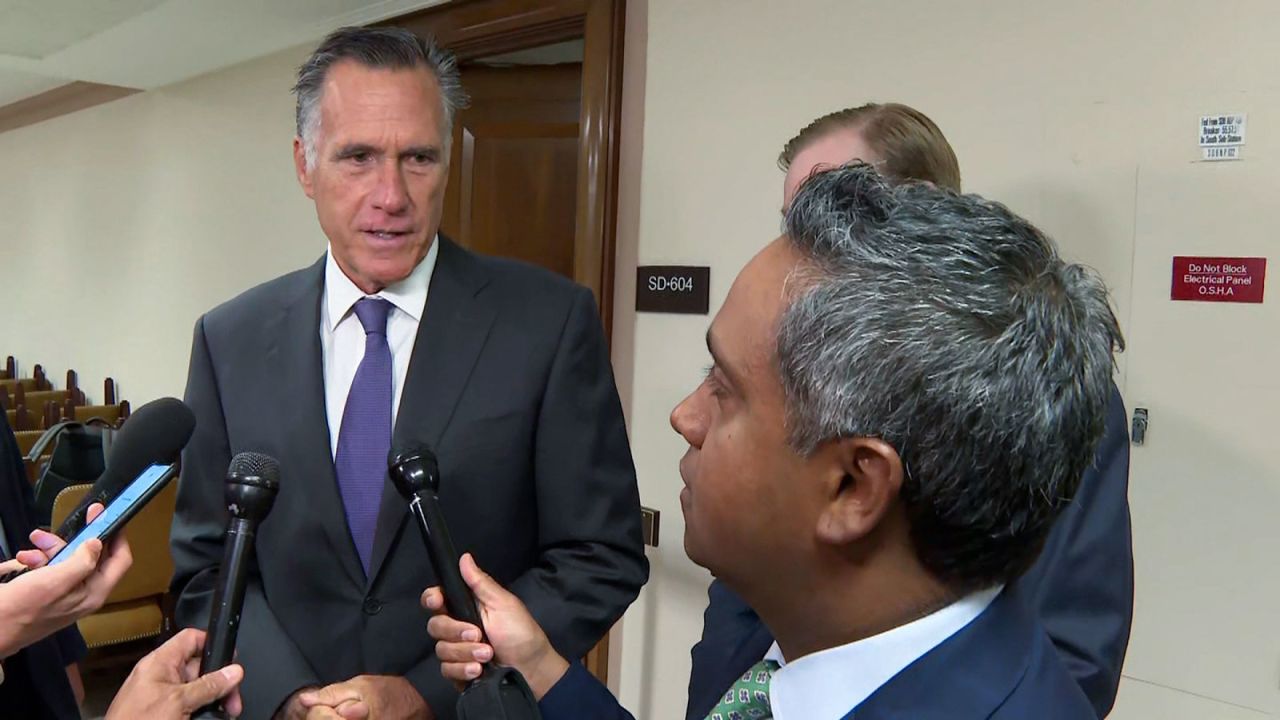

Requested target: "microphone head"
[
  {"left": 100, "top": 397, "right": 197, "bottom": 494},
  {"left": 388, "top": 443, "right": 440, "bottom": 498},
  {"left": 225, "top": 452, "right": 280, "bottom": 521},
  {"left": 53, "top": 397, "right": 195, "bottom": 539}
]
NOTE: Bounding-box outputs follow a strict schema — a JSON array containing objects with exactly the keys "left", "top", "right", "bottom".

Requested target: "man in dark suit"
[
  {"left": 170, "top": 27, "right": 647, "bottom": 720},
  {"left": 686, "top": 103, "right": 1134, "bottom": 720},
  {"left": 424, "top": 163, "right": 1121, "bottom": 719},
  {"left": 0, "top": 408, "right": 90, "bottom": 719}
]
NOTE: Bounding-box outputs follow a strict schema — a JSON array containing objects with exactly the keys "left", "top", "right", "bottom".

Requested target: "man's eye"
[{"left": 702, "top": 365, "right": 728, "bottom": 399}]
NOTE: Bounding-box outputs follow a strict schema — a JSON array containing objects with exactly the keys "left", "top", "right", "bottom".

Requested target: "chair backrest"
[
  {"left": 73, "top": 402, "right": 131, "bottom": 428},
  {"left": 51, "top": 480, "right": 178, "bottom": 604},
  {"left": 6, "top": 405, "right": 33, "bottom": 431},
  {"left": 19, "top": 389, "right": 76, "bottom": 412},
  {"left": 0, "top": 378, "right": 37, "bottom": 394},
  {"left": 13, "top": 430, "right": 44, "bottom": 457}
]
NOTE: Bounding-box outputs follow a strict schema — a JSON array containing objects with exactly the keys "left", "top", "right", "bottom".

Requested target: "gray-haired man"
[
  {"left": 170, "top": 26, "right": 647, "bottom": 720},
  {"left": 424, "top": 163, "right": 1119, "bottom": 719}
]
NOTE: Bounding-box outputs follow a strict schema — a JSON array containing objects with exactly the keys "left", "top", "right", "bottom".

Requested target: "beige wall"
[
  {"left": 5, "top": 1, "right": 1280, "bottom": 718},
  {"left": 0, "top": 43, "right": 318, "bottom": 404}
]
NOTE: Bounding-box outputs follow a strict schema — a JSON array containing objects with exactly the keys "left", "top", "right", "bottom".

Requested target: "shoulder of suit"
[
  {"left": 198, "top": 259, "right": 321, "bottom": 330},
  {"left": 458, "top": 244, "right": 588, "bottom": 303}
]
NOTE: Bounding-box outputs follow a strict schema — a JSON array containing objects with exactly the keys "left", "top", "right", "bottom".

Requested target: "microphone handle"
[
  {"left": 200, "top": 517, "right": 256, "bottom": 675},
  {"left": 410, "top": 493, "right": 484, "bottom": 630}
]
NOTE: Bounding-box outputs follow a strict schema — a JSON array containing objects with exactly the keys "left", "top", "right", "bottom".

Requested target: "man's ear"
[
  {"left": 294, "top": 137, "right": 315, "bottom": 199},
  {"left": 814, "top": 437, "right": 905, "bottom": 545}
]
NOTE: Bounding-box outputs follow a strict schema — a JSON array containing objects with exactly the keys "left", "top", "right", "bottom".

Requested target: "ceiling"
[{"left": 0, "top": 0, "right": 451, "bottom": 107}]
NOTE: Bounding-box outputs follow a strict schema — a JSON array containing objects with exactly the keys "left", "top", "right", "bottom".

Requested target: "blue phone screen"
[{"left": 48, "top": 463, "right": 171, "bottom": 566}]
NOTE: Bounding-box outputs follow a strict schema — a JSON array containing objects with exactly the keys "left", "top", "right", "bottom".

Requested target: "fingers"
[
  {"left": 177, "top": 664, "right": 244, "bottom": 711},
  {"left": 439, "top": 658, "right": 484, "bottom": 684},
  {"left": 298, "top": 684, "right": 362, "bottom": 710},
  {"left": 420, "top": 586, "right": 443, "bottom": 613},
  {"left": 224, "top": 687, "right": 244, "bottom": 718},
  {"left": 91, "top": 530, "right": 133, "bottom": 595},
  {"left": 86, "top": 503, "right": 105, "bottom": 523},
  {"left": 458, "top": 553, "right": 510, "bottom": 607},
  {"left": 433, "top": 636, "right": 493, "bottom": 665},
  {"left": 28, "top": 528, "right": 65, "bottom": 561},
  {"left": 426, "top": 614, "right": 484, "bottom": 644},
  {"left": 335, "top": 698, "right": 370, "bottom": 720},
  {"left": 0, "top": 557, "right": 29, "bottom": 575},
  {"left": 156, "top": 628, "right": 207, "bottom": 664}
]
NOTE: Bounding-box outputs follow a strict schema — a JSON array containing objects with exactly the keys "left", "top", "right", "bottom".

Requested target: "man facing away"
[
  {"left": 424, "top": 163, "right": 1122, "bottom": 720},
  {"left": 689, "top": 103, "right": 1133, "bottom": 720}
]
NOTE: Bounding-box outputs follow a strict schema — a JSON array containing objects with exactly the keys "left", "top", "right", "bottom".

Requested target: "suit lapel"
[
  {"left": 367, "top": 237, "right": 496, "bottom": 581},
  {"left": 265, "top": 256, "right": 366, "bottom": 589}
]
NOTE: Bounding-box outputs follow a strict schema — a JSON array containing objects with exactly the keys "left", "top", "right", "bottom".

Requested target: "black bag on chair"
[{"left": 29, "top": 420, "right": 114, "bottom": 528}]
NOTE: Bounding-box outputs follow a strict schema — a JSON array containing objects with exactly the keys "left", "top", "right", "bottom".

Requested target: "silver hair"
[
  {"left": 292, "top": 26, "right": 469, "bottom": 169},
  {"left": 777, "top": 163, "right": 1124, "bottom": 590}
]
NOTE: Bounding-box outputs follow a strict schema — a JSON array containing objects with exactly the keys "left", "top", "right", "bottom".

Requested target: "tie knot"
[{"left": 352, "top": 297, "right": 393, "bottom": 335}]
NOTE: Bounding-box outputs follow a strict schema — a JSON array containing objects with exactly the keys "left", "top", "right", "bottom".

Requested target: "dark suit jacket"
[
  {"left": 0, "top": 408, "right": 87, "bottom": 720},
  {"left": 541, "top": 587, "right": 1095, "bottom": 720},
  {"left": 170, "top": 237, "right": 648, "bottom": 720},
  {"left": 686, "top": 383, "right": 1134, "bottom": 719}
]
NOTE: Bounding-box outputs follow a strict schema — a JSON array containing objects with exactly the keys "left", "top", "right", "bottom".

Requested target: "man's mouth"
[{"left": 362, "top": 229, "right": 413, "bottom": 241}]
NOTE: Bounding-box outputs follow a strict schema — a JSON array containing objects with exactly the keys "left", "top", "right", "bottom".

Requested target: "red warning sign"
[{"left": 1171, "top": 257, "right": 1266, "bottom": 303}]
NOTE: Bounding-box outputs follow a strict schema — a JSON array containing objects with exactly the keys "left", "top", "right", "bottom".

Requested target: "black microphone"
[
  {"left": 388, "top": 445, "right": 483, "bottom": 629},
  {"left": 388, "top": 445, "right": 541, "bottom": 720},
  {"left": 194, "top": 452, "right": 280, "bottom": 720},
  {"left": 54, "top": 397, "right": 196, "bottom": 539}
]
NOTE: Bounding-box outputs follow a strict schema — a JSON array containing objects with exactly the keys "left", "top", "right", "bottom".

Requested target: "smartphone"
[{"left": 45, "top": 462, "right": 178, "bottom": 566}]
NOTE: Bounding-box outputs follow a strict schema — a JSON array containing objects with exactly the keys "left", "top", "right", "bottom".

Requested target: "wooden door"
[{"left": 442, "top": 63, "right": 582, "bottom": 281}]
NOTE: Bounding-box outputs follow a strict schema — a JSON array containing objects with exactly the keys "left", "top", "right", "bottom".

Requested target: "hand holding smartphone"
[{"left": 0, "top": 502, "right": 135, "bottom": 657}]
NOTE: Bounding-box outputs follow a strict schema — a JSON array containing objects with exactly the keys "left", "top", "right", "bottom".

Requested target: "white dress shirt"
[
  {"left": 766, "top": 585, "right": 1003, "bottom": 720},
  {"left": 319, "top": 238, "right": 439, "bottom": 458}
]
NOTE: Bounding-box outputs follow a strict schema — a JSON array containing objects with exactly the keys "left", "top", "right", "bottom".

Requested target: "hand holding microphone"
[
  {"left": 421, "top": 554, "right": 570, "bottom": 701},
  {"left": 390, "top": 445, "right": 544, "bottom": 719}
]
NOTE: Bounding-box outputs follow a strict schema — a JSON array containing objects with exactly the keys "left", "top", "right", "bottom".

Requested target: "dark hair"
[
  {"left": 780, "top": 103, "right": 962, "bottom": 191},
  {"left": 778, "top": 163, "right": 1123, "bottom": 591},
  {"left": 292, "top": 26, "right": 469, "bottom": 167}
]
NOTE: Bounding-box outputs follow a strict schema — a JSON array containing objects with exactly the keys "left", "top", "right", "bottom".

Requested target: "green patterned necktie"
[{"left": 704, "top": 658, "right": 780, "bottom": 720}]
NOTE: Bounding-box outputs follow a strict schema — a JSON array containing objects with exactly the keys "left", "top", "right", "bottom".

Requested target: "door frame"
[
  {"left": 385, "top": 0, "right": 626, "bottom": 341},
  {"left": 382, "top": 0, "right": 627, "bottom": 684}
]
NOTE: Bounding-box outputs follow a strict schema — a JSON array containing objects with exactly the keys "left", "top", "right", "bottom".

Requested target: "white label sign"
[
  {"left": 1200, "top": 113, "right": 1247, "bottom": 147},
  {"left": 1202, "top": 146, "right": 1242, "bottom": 161}
]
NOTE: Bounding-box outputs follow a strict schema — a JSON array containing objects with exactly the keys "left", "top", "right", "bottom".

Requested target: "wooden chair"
[
  {"left": 1, "top": 355, "right": 13, "bottom": 380},
  {"left": 50, "top": 482, "right": 178, "bottom": 648},
  {"left": 0, "top": 377, "right": 37, "bottom": 395},
  {"left": 31, "top": 364, "right": 51, "bottom": 391},
  {"left": 6, "top": 405, "right": 33, "bottom": 431},
  {"left": 15, "top": 388, "right": 82, "bottom": 419},
  {"left": 13, "top": 430, "right": 44, "bottom": 457},
  {"left": 104, "top": 377, "right": 119, "bottom": 406},
  {"left": 72, "top": 401, "right": 131, "bottom": 428}
]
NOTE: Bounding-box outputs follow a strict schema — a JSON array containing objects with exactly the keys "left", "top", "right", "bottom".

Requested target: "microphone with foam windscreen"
[
  {"left": 389, "top": 444, "right": 542, "bottom": 720},
  {"left": 54, "top": 396, "right": 196, "bottom": 539},
  {"left": 193, "top": 452, "right": 280, "bottom": 720}
]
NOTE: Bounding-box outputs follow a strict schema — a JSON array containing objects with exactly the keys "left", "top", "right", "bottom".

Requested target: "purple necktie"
[{"left": 335, "top": 297, "right": 393, "bottom": 575}]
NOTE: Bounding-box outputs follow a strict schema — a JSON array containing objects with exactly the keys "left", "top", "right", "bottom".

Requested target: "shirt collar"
[
  {"left": 324, "top": 235, "right": 439, "bottom": 331},
  {"left": 766, "top": 584, "right": 1003, "bottom": 720}
]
